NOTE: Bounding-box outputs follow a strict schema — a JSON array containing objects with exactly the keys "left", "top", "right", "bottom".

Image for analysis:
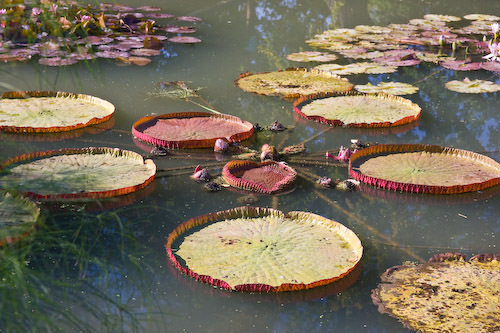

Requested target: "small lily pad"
[
  {"left": 235, "top": 68, "right": 353, "bottom": 98},
  {"left": 166, "top": 207, "right": 363, "bottom": 292},
  {"left": 372, "top": 253, "right": 500, "bottom": 332},
  {"left": 293, "top": 92, "right": 421, "bottom": 127},
  {"left": 222, "top": 160, "right": 297, "bottom": 194},
  {"left": 440, "top": 60, "right": 482, "bottom": 71},
  {"left": 314, "top": 62, "right": 398, "bottom": 75},
  {"left": 0, "top": 91, "right": 115, "bottom": 133},
  {"left": 463, "top": 14, "right": 500, "bottom": 21},
  {"left": 445, "top": 78, "right": 500, "bottom": 93},
  {"left": 355, "top": 82, "right": 419, "bottom": 95},
  {"left": 423, "top": 14, "right": 461, "bottom": 22},
  {"left": 0, "top": 190, "right": 40, "bottom": 246},
  {"left": 286, "top": 51, "right": 338, "bottom": 62},
  {"left": 0, "top": 148, "right": 156, "bottom": 199}
]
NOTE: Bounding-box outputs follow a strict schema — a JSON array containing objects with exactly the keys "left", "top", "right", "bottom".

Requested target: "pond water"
[{"left": 1, "top": 0, "right": 500, "bottom": 331}]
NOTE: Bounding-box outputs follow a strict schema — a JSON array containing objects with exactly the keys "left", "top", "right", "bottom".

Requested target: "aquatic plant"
[
  {"left": 0, "top": 147, "right": 156, "bottom": 199},
  {"left": 354, "top": 82, "right": 419, "bottom": 95},
  {"left": 445, "top": 78, "right": 500, "bottom": 93},
  {"left": 166, "top": 207, "right": 363, "bottom": 292},
  {"left": 349, "top": 144, "right": 500, "bottom": 194},
  {"left": 0, "top": 190, "right": 39, "bottom": 246},
  {"left": 0, "top": 91, "right": 115, "bottom": 133},
  {"left": 372, "top": 252, "right": 500, "bottom": 332}
]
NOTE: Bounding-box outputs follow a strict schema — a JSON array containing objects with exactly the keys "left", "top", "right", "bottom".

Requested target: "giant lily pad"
[
  {"left": 349, "top": 144, "right": 500, "bottom": 194},
  {"left": 0, "top": 147, "right": 156, "bottom": 199},
  {"left": 372, "top": 253, "right": 500, "bottom": 332},
  {"left": 0, "top": 190, "right": 40, "bottom": 246},
  {"left": 234, "top": 68, "right": 353, "bottom": 98},
  {"left": 445, "top": 78, "right": 500, "bottom": 93},
  {"left": 132, "top": 112, "right": 254, "bottom": 149},
  {"left": 355, "top": 82, "right": 419, "bottom": 95},
  {"left": 0, "top": 91, "right": 115, "bottom": 133},
  {"left": 293, "top": 92, "right": 421, "bottom": 127},
  {"left": 222, "top": 160, "right": 297, "bottom": 194},
  {"left": 165, "top": 207, "right": 363, "bottom": 292}
]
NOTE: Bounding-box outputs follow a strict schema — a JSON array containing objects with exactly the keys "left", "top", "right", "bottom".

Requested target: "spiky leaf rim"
[
  {"left": 349, "top": 144, "right": 500, "bottom": 194},
  {"left": 0, "top": 190, "right": 40, "bottom": 247},
  {"left": 165, "top": 206, "right": 363, "bottom": 292},
  {"left": 222, "top": 160, "right": 297, "bottom": 194},
  {"left": 371, "top": 252, "right": 500, "bottom": 331},
  {"left": 293, "top": 91, "right": 421, "bottom": 128},
  {"left": 132, "top": 112, "right": 254, "bottom": 149},
  {"left": 0, "top": 91, "right": 115, "bottom": 133},
  {"left": 0, "top": 147, "right": 156, "bottom": 200},
  {"left": 234, "top": 68, "right": 353, "bottom": 99}
]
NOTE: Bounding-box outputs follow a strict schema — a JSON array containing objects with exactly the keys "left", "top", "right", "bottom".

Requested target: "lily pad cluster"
[
  {"left": 166, "top": 207, "right": 363, "bottom": 292},
  {"left": 372, "top": 253, "right": 500, "bottom": 332},
  {"left": 0, "top": 1, "right": 202, "bottom": 66}
]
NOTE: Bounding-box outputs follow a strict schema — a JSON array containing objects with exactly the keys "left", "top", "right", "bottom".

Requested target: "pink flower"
[
  {"left": 326, "top": 146, "right": 357, "bottom": 163},
  {"left": 214, "top": 139, "right": 229, "bottom": 153},
  {"left": 81, "top": 15, "right": 91, "bottom": 22},
  {"left": 59, "top": 16, "right": 71, "bottom": 29},
  {"left": 260, "top": 144, "right": 276, "bottom": 161},
  {"left": 49, "top": 4, "right": 58, "bottom": 14},
  {"left": 492, "top": 22, "right": 500, "bottom": 34},
  {"left": 483, "top": 41, "right": 500, "bottom": 61},
  {"left": 0, "top": 9, "right": 6, "bottom": 15},
  {"left": 31, "top": 7, "right": 42, "bottom": 16},
  {"left": 191, "top": 165, "right": 211, "bottom": 182}
]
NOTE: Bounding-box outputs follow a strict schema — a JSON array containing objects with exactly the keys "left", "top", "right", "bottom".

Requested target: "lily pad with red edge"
[
  {"left": 0, "top": 91, "right": 115, "bottom": 133},
  {"left": 0, "top": 147, "right": 156, "bottom": 200},
  {"left": 293, "top": 92, "right": 421, "bottom": 128},
  {"left": 234, "top": 68, "right": 353, "bottom": 98},
  {"left": 440, "top": 60, "right": 482, "bottom": 71},
  {"left": 165, "top": 206, "right": 363, "bottom": 292},
  {"left": 132, "top": 112, "right": 254, "bottom": 149},
  {"left": 349, "top": 144, "right": 500, "bottom": 194},
  {"left": 222, "top": 160, "right": 297, "bottom": 194},
  {"left": 0, "top": 190, "right": 40, "bottom": 246},
  {"left": 481, "top": 61, "right": 500, "bottom": 72},
  {"left": 372, "top": 253, "right": 500, "bottom": 332}
]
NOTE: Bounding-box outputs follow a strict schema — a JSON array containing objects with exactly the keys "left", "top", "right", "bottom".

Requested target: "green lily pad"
[
  {"left": 423, "top": 14, "right": 461, "bottom": 22},
  {"left": 235, "top": 68, "right": 353, "bottom": 98},
  {"left": 0, "top": 147, "right": 156, "bottom": 199},
  {"left": 349, "top": 144, "right": 500, "bottom": 194},
  {"left": 445, "top": 78, "right": 500, "bottom": 93},
  {"left": 314, "top": 62, "right": 397, "bottom": 75},
  {"left": 355, "top": 82, "right": 419, "bottom": 95},
  {"left": 463, "top": 14, "right": 500, "bottom": 21},
  {"left": 166, "top": 207, "right": 362, "bottom": 292},
  {"left": 286, "top": 51, "right": 338, "bottom": 62},
  {"left": 372, "top": 253, "right": 500, "bottom": 332},
  {"left": 0, "top": 91, "right": 115, "bottom": 133},
  {"left": 0, "top": 191, "right": 39, "bottom": 246},
  {"left": 293, "top": 92, "right": 421, "bottom": 127}
]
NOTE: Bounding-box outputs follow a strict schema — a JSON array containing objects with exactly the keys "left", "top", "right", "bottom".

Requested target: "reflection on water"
[{"left": 1, "top": 0, "right": 500, "bottom": 331}]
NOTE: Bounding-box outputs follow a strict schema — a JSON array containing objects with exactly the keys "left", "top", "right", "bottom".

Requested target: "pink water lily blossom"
[
  {"left": 492, "top": 23, "right": 500, "bottom": 34},
  {"left": 31, "top": 7, "right": 42, "bottom": 16},
  {"left": 214, "top": 138, "right": 229, "bottom": 153},
  {"left": 191, "top": 165, "right": 211, "bottom": 182},
  {"left": 326, "top": 146, "right": 357, "bottom": 163},
  {"left": 483, "top": 41, "right": 500, "bottom": 61}
]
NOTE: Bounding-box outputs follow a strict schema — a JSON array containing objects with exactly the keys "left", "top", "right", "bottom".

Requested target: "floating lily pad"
[
  {"left": 286, "top": 51, "right": 338, "bottom": 62},
  {"left": 222, "top": 160, "right": 297, "bottom": 194},
  {"left": 314, "top": 62, "right": 398, "bottom": 75},
  {"left": 355, "top": 82, "right": 419, "bottom": 95},
  {"left": 0, "top": 190, "right": 40, "bottom": 246},
  {"left": 0, "top": 147, "right": 156, "bottom": 199},
  {"left": 0, "top": 91, "right": 115, "bottom": 133},
  {"left": 372, "top": 253, "right": 500, "bottom": 332},
  {"left": 166, "top": 207, "right": 363, "bottom": 292},
  {"left": 168, "top": 36, "right": 202, "bottom": 44},
  {"left": 445, "top": 78, "right": 500, "bottom": 93},
  {"left": 481, "top": 61, "right": 500, "bottom": 72},
  {"left": 235, "top": 68, "right": 353, "bottom": 98},
  {"left": 132, "top": 112, "right": 254, "bottom": 149},
  {"left": 423, "top": 14, "right": 461, "bottom": 22},
  {"left": 440, "top": 60, "right": 482, "bottom": 71},
  {"left": 293, "top": 92, "right": 421, "bottom": 128},
  {"left": 463, "top": 14, "right": 500, "bottom": 21},
  {"left": 349, "top": 144, "right": 500, "bottom": 194}
]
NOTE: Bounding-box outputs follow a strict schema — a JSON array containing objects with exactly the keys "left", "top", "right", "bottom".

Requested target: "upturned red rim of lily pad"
[
  {"left": 349, "top": 144, "right": 500, "bottom": 194},
  {"left": 222, "top": 160, "right": 297, "bottom": 194},
  {"left": 293, "top": 91, "right": 421, "bottom": 128},
  {"left": 165, "top": 206, "right": 363, "bottom": 292},
  {"left": 132, "top": 112, "right": 254, "bottom": 149},
  {"left": 0, "top": 147, "right": 156, "bottom": 200},
  {"left": 0, "top": 91, "right": 115, "bottom": 133}
]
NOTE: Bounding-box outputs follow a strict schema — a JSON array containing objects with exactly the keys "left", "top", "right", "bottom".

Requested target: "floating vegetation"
[
  {"left": 293, "top": 92, "right": 421, "bottom": 128},
  {"left": 314, "top": 62, "right": 397, "bottom": 75},
  {"left": 0, "top": 2, "right": 203, "bottom": 66},
  {"left": 349, "top": 144, "right": 500, "bottom": 194},
  {"left": 234, "top": 68, "right": 353, "bottom": 98},
  {"left": 0, "top": 91, "right": 115, "bottom": 133},
  {"left": 166, "top": 207, "right": 363, "bottom": 292},
  {"left": 445, "top": 78, "right": 500, "bottom": 93},
  {"left": 0, "top": 147, "right": 156, "bottom": 199},
  {"left": 222, "top": 160, "right": 296, "bottom": 194},
  {"left": 132, "top": 112, "right": 254, "bottom": 149},
  {"left": 372, "top": 253, "right": 500, "bottom": 332},
  {"left": 354, "top": 82, "right": 419, "bottom": 95},
  {"left": 286, "top": 51, "right": 338, "bottom": 62},
  {"left": 0, "top": 190, "right": 39, "bottom": 246}
]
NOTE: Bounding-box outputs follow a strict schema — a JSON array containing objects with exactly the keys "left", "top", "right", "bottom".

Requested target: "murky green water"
[{"left": 1, "top": 0, "right": 500, "bottom": 331}]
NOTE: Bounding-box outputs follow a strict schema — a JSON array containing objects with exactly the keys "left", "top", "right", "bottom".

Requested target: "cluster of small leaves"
[{"left": 0, "top": 0, "right": 202, "bottom": 66}]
